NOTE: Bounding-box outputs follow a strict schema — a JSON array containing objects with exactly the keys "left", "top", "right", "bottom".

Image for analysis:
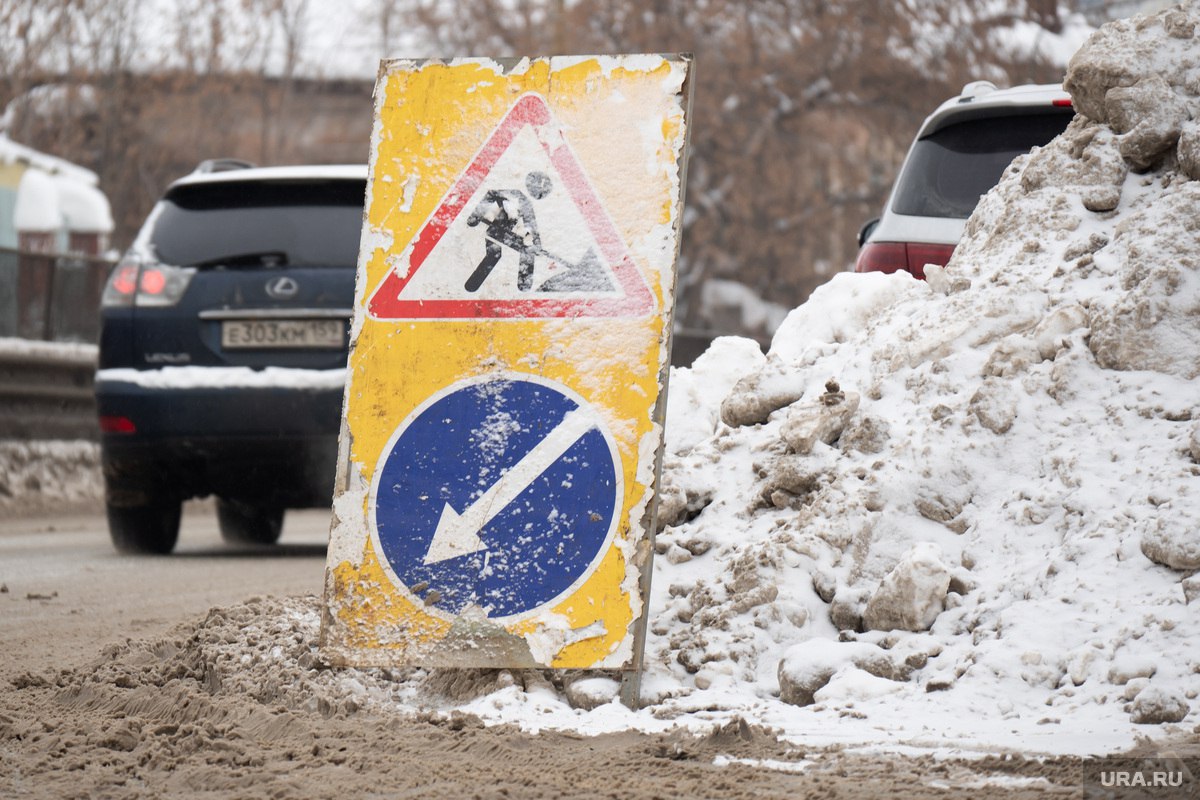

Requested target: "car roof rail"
[{"left": 193, "top": 158, "right": 257, "bottom": 174}]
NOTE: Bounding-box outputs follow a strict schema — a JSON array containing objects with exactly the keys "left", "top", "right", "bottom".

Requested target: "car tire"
[
  {"left": 217, "top": 499, "right": 284, "bottom": 545},
  {"left": 107, "top": 501, "right": 182, "bottom": 555}
]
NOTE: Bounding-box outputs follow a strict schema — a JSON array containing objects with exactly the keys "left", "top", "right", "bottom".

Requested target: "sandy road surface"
[
  {"left": 0, "top": 503, "right": 329, "bottom": 677},
  {"left": 0, "top": 505, "right": 1134, "bottom": 798}
]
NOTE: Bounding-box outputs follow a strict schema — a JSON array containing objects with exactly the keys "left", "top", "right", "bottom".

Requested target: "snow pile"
[
  {"left": 0, "top": 441, "right": 102, "bottom": 514},
  {"left": 644, "top": 3, "right": 1200, "bottom": 749},
  {"left": 55, "top": 595, "right": 652, "bottom": 732}
]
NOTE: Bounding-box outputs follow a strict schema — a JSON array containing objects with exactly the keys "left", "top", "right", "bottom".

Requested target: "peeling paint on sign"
[{"left": 320, "top": 55, "right": 691, "bottom": 671}]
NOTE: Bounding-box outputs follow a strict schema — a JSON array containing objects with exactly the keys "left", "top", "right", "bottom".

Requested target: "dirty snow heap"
[{"left": 652, "top": 3, "right": 1200, "bottom": 750}]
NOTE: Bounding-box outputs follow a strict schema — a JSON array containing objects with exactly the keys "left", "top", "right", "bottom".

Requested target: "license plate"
[{"left": 221, "top": 319, "right": 344, "bottom": 350}]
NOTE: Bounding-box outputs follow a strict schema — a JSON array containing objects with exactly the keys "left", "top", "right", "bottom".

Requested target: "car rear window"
[
  {"left": 148, "top": 179, "right": 365, "bottom": 268},
  {"left": 891, "top": 111, "right": 1073, "bottom": 219}
]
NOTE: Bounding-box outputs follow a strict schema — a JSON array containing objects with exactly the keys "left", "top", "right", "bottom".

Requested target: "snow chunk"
[
  {"left": 1104, "top": 75, "right": 1188, "bottom": 171},
  {"left": 667, "top": 336, "right": 764, "bottom": 454},
  {"left": 777, "top": 639, "right": 903, "bottom": 707},
  {"left": 1087, "top": 183, "right": 1200, "bottom": 379},
  {"left": 719, "top": 354, "right": 805, "bottom": 427},
  {"left": 1064, "top": 5, "right": 1200, "bottom": 125},
  {"left": 1107, "top": 655, "right": 1157, "bottom": 685},
  {"left": 1177, "top": 120, "right": 1200, "bottom": 180},
  {"left": 862, "top": 543, "right": 952, "bottom": 633},
  {"left": 778, "top": 381, "right": 859, "bottom": 455},
  {"left": 967, "top": 378, "right": 1017, "bottom": 435},
  {"left": 1129, "top": 686, "right": 1190, "bottom": 725},
  {"left": 1140, "top": 518, "right": 1200, "bottom": 571},
  {"left": 1032, "top": 304, "right": 1088, "bottom": 362},
  {"left": 564, "top": 677, "right": 620, "bottom": 711},
  {"left": 813, "top": 666, "right": 905, "bottom": 705}
]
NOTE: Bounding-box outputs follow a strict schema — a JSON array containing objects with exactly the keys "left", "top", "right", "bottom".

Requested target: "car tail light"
[
  {"left": 135, "top": 264, "right": 195, "bottom": 307},
  {"left": 99, "top": 415, "right": 137, "bottom": 434},
  {"left": 854, "top": 242, "right": 908, "bottom": 274},
  {"left": 854, "top": 241, "right": 956, "bottom": 280},
  {"left": 101, "top": 259, "right": 195, "bottom": 308},
  {"left": 906, "top": 243, "right": 956, "bottom": 278},
  {"left": 101, "top": 260, "right": 140, "bottom": 308}
]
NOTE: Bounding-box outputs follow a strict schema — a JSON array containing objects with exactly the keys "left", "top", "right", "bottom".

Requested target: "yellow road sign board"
[{"left": 321, "top": 55, "right": 691, "bottom": 671}]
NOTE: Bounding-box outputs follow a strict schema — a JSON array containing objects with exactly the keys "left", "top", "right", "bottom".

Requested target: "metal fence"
[{"left": 0, "top": 247, "right": 115, "bottom": 343}]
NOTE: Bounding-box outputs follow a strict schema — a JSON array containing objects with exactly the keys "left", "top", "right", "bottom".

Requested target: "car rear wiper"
[{"left": 190, "top": 250, "right": 290, "bottom": 269}]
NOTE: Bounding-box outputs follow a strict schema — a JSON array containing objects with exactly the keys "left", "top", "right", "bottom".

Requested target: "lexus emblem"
[{"left": 265, "top": 276, "right": 299, "bottom": 300}]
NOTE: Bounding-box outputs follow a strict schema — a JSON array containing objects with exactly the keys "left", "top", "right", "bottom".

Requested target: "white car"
[{"left": 855, "top": 81, "right": 1074, "bottom": 278}]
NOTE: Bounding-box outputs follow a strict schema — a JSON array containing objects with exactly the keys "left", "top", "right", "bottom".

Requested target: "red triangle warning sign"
[{"left": 368, "top": 94, "right": 657, "bottom": 320}]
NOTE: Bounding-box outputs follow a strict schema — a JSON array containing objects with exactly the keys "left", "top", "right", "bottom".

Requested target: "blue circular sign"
[{"left": 370, "top": 375, "right": 621, "bottom": 620}]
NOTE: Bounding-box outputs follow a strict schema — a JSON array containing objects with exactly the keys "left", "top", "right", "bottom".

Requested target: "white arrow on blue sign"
[{"left": 370, "top": 374, "right": 622, "bottom": 621}]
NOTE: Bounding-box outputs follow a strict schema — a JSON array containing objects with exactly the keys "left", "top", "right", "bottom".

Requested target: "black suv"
[{"left": 95, "top": 162, "right": 366, "bottom": 553}]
